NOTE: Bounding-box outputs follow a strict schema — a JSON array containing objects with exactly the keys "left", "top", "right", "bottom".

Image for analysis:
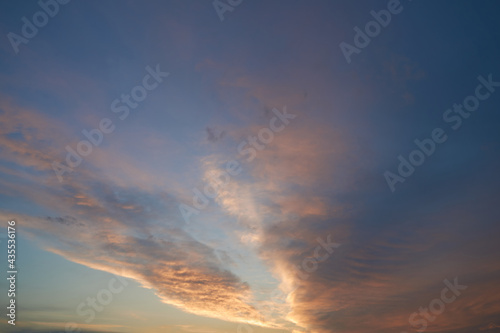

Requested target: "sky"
[{"left": 0, "top": 0, "right": 500, "bottom": 333}]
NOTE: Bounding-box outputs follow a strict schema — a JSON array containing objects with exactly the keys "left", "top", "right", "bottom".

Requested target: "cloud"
[
  {"left": 2, "top": 9, "right": 500, "bottom": 332},
  {"left": 176, "top": 325, "right": 219, "bottom": 333},
  {"left": 0, "top": 97, "right": 278, "bottom": 329},
  {"left": 481, "top": 323, "right": 500, "bottom": 331}
]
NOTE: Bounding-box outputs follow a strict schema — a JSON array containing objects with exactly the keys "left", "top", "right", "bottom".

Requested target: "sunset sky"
[{"left": 1, "top": 1, "right": 500, "bottom": 333}]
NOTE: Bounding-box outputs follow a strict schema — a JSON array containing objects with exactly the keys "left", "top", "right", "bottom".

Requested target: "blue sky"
[{"left": 1, "top": 1, "right": 500, "bottom": 332}]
